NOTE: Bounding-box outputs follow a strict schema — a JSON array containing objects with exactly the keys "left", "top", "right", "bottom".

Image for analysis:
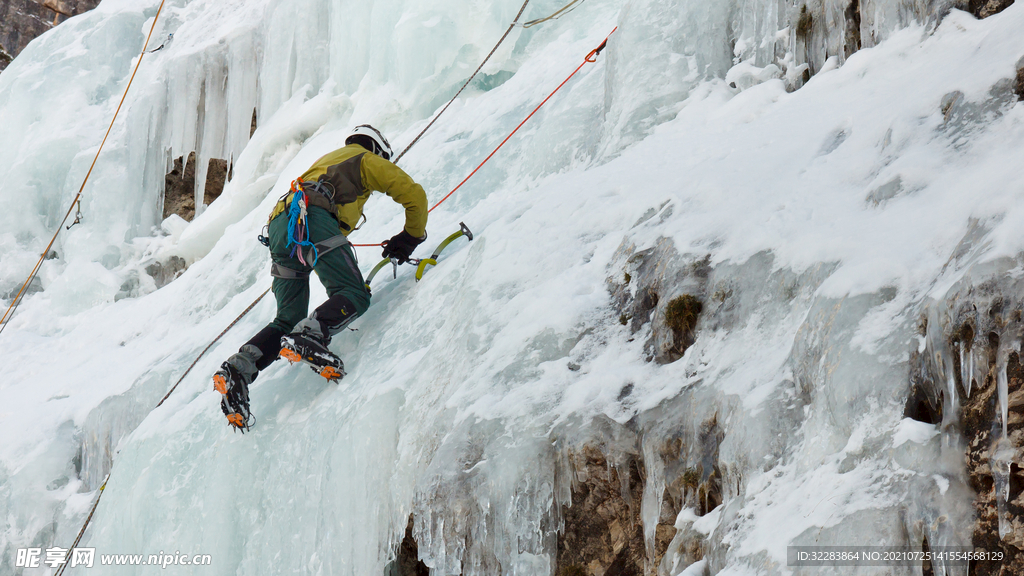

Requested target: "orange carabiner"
[{"left": 585, "top": 34, "right": 612, "bottom": 63}]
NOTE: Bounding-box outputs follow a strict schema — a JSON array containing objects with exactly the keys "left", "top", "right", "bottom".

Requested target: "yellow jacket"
[{"left": 272, "top": 143, "right": 428, "bottom": 237}]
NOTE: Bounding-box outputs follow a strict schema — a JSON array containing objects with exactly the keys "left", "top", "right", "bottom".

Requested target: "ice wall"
[
  {"left": 598, "top": 0, "right": 972, "bottom": 157},
  {"left": 1, "top": 0, "right": 1022, "bottom": 575},
  {"left": 0, "top": 0, "right": 973, "bottom": 284}
]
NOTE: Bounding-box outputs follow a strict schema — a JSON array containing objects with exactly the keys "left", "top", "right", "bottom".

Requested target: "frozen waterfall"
[{"left": 1, "top": 0, "right": 1024, "bottom": 574}]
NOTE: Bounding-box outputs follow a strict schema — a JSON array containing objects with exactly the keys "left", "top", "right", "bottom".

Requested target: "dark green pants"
[
  {"left": 268, "top": 206, "right": 370, "bottom": 330},
  {"left": 243, "top": 206, "right": 370, "bottom": 371}
]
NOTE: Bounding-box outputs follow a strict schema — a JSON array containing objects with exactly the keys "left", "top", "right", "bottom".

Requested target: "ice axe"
[
  {"left": 363, "top": 222, "right": 474, "bottom": 289},
  {"left": 415, "top": 222, "right": 473, "bottom": 281}
]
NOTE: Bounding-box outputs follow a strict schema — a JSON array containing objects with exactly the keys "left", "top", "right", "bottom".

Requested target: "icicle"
[
  {"left": 924, "top": 307, "right": 960, "bottom": 423},
  {"left": 957, "top": 341, "right": 969, "bottom": 398},
  {"left": 991, "top": 342, "right": 1015, "bottom": 540},
  {"left": 641, "top": 441, "right": 666, "bottom": 571},
  {"left": 997, "top": 348, "right": 1008, "bottom": 437},
  {"left": 993, "top": 436, "right": 1013, "bottom": 539},
  {"left": 940, "top": 345, "right": 959, "bottom": 419},
  {"left": 976, "top": 345, "right": 989, "bottom": 394},
  {"left": 967, "top": 344, "right": 975, "bottom": 398}
]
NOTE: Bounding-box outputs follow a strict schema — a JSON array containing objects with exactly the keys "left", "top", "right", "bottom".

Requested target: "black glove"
[{"left": 382, "top": 230, "right": 425, "bottom": 264}]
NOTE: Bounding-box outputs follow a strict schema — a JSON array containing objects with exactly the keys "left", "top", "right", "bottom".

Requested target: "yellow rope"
[
  {"left": 23, "top": 5, "right": 168, "bottom": 571},
  {"left": 53, "top": 474, "right": 109, "bottom": 576},
  {"left": 0, "top": 0, "right": 168, "bottom": 337}
]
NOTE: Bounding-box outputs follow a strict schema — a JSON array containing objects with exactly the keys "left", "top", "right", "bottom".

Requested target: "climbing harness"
[
  {"left": 264, "top": 177, "right": 342, "bottom": 242},
  {"left": 392, "top": 0, "right": 532, "bottom": 163},
  {"left": 286, "top": 184, "right": 318, "bottom": 266},
  {"left": 271, "top": 235, "right": 353, "bottom": 278},
  {"left": 0, "top": 0, "right": 169, "bottom": 337}
]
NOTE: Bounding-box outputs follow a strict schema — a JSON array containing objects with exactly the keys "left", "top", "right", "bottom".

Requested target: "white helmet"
[{"left": 346, "top": 124, "right": 393, "bottom": 161}]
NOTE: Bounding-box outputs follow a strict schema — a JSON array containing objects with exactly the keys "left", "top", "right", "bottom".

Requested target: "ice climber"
[{"left": 213, "top": 125, "right": 428, "bottom": 430}]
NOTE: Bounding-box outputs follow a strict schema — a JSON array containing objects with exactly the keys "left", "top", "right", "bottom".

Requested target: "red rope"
[{"left": 351, "top": 27, "right": 616, "bottom": 249}]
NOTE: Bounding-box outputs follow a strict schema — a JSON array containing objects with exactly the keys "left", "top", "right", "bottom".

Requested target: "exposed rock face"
[
  {"left": 969, "top": 0, "right": 1015, "bottom": 18},
  {"left": 0, "top": 0, "right": 99, "bottom": 71},
  {"left": 385, "top": 517, "right": 430, "bottom": 576},
  {"left": 962, "top": 349, "right": 1024, "bottom": 576},
  {"left": 557, "top": 447, "right": 647, "bottom": 576},
  {"left": 608, "top": 224, "right": 707, "bottom": 364},
  {"left": 162, "top": 111, "right": 255, "bottom": 222},
  {"left": 163, "top": 153, "right": 230, "bottom": 221},
  {"left": 552, "top": 420, "right": 724, "bottom": 576},
  {"left": 1015, "top": 57, "right": 1024, "bottom": 102},
  {"left": 905, "top": 264, "right": 1024, "bottom": 576},
  {"left": 844, "top": 0, "right": 863, "bottom": 59},
  {"left": 949, "top": 295, "right": 1024, "bottom": 576},
  {"left": 144, "top": 256, "right": 187, "bottom": 290},
  {"left": 786, "top": 0, "right": 1010, "bottom": 83}
]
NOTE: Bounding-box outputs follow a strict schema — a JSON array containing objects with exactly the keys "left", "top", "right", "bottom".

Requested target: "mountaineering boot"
[
  {"left": 279, "top": 319, "right": 345, "bottom": 382},
  {"left": 213, "top": 345, "right": 261, "bottom": 431},
  {"left": 216, "top": 363, "right": 251, "bottom": 431}
]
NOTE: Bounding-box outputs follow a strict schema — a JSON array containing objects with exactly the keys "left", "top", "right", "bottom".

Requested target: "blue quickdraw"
[{"left": 286, "top": 184, "right": 318, "bottom": 266}]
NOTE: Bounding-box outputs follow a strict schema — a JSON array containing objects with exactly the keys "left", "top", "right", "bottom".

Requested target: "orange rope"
[
  {"left": 0, "top": 0, "right": 168, "bottom": 336},
  {"left": 352, "top": 27, "right": 616, "bottom": 249},
  {"left": 392, "top": 0, "right": 532, "bottom": 164}
]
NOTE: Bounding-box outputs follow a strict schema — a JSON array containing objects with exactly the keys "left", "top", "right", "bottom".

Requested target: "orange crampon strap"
[
  {"left": 319, "top": 366, "right": 343, "bottom": 381},
  {"left": 279, "top": 347, "right": 343, "bottom": 381},
  {"left": 225, "top": 413, "right": 251, "bottom": 432}
]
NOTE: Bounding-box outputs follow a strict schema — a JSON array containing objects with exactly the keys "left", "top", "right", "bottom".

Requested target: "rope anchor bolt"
[{"left": 65, "top": 201, "right": 83, "bottom": 230}]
